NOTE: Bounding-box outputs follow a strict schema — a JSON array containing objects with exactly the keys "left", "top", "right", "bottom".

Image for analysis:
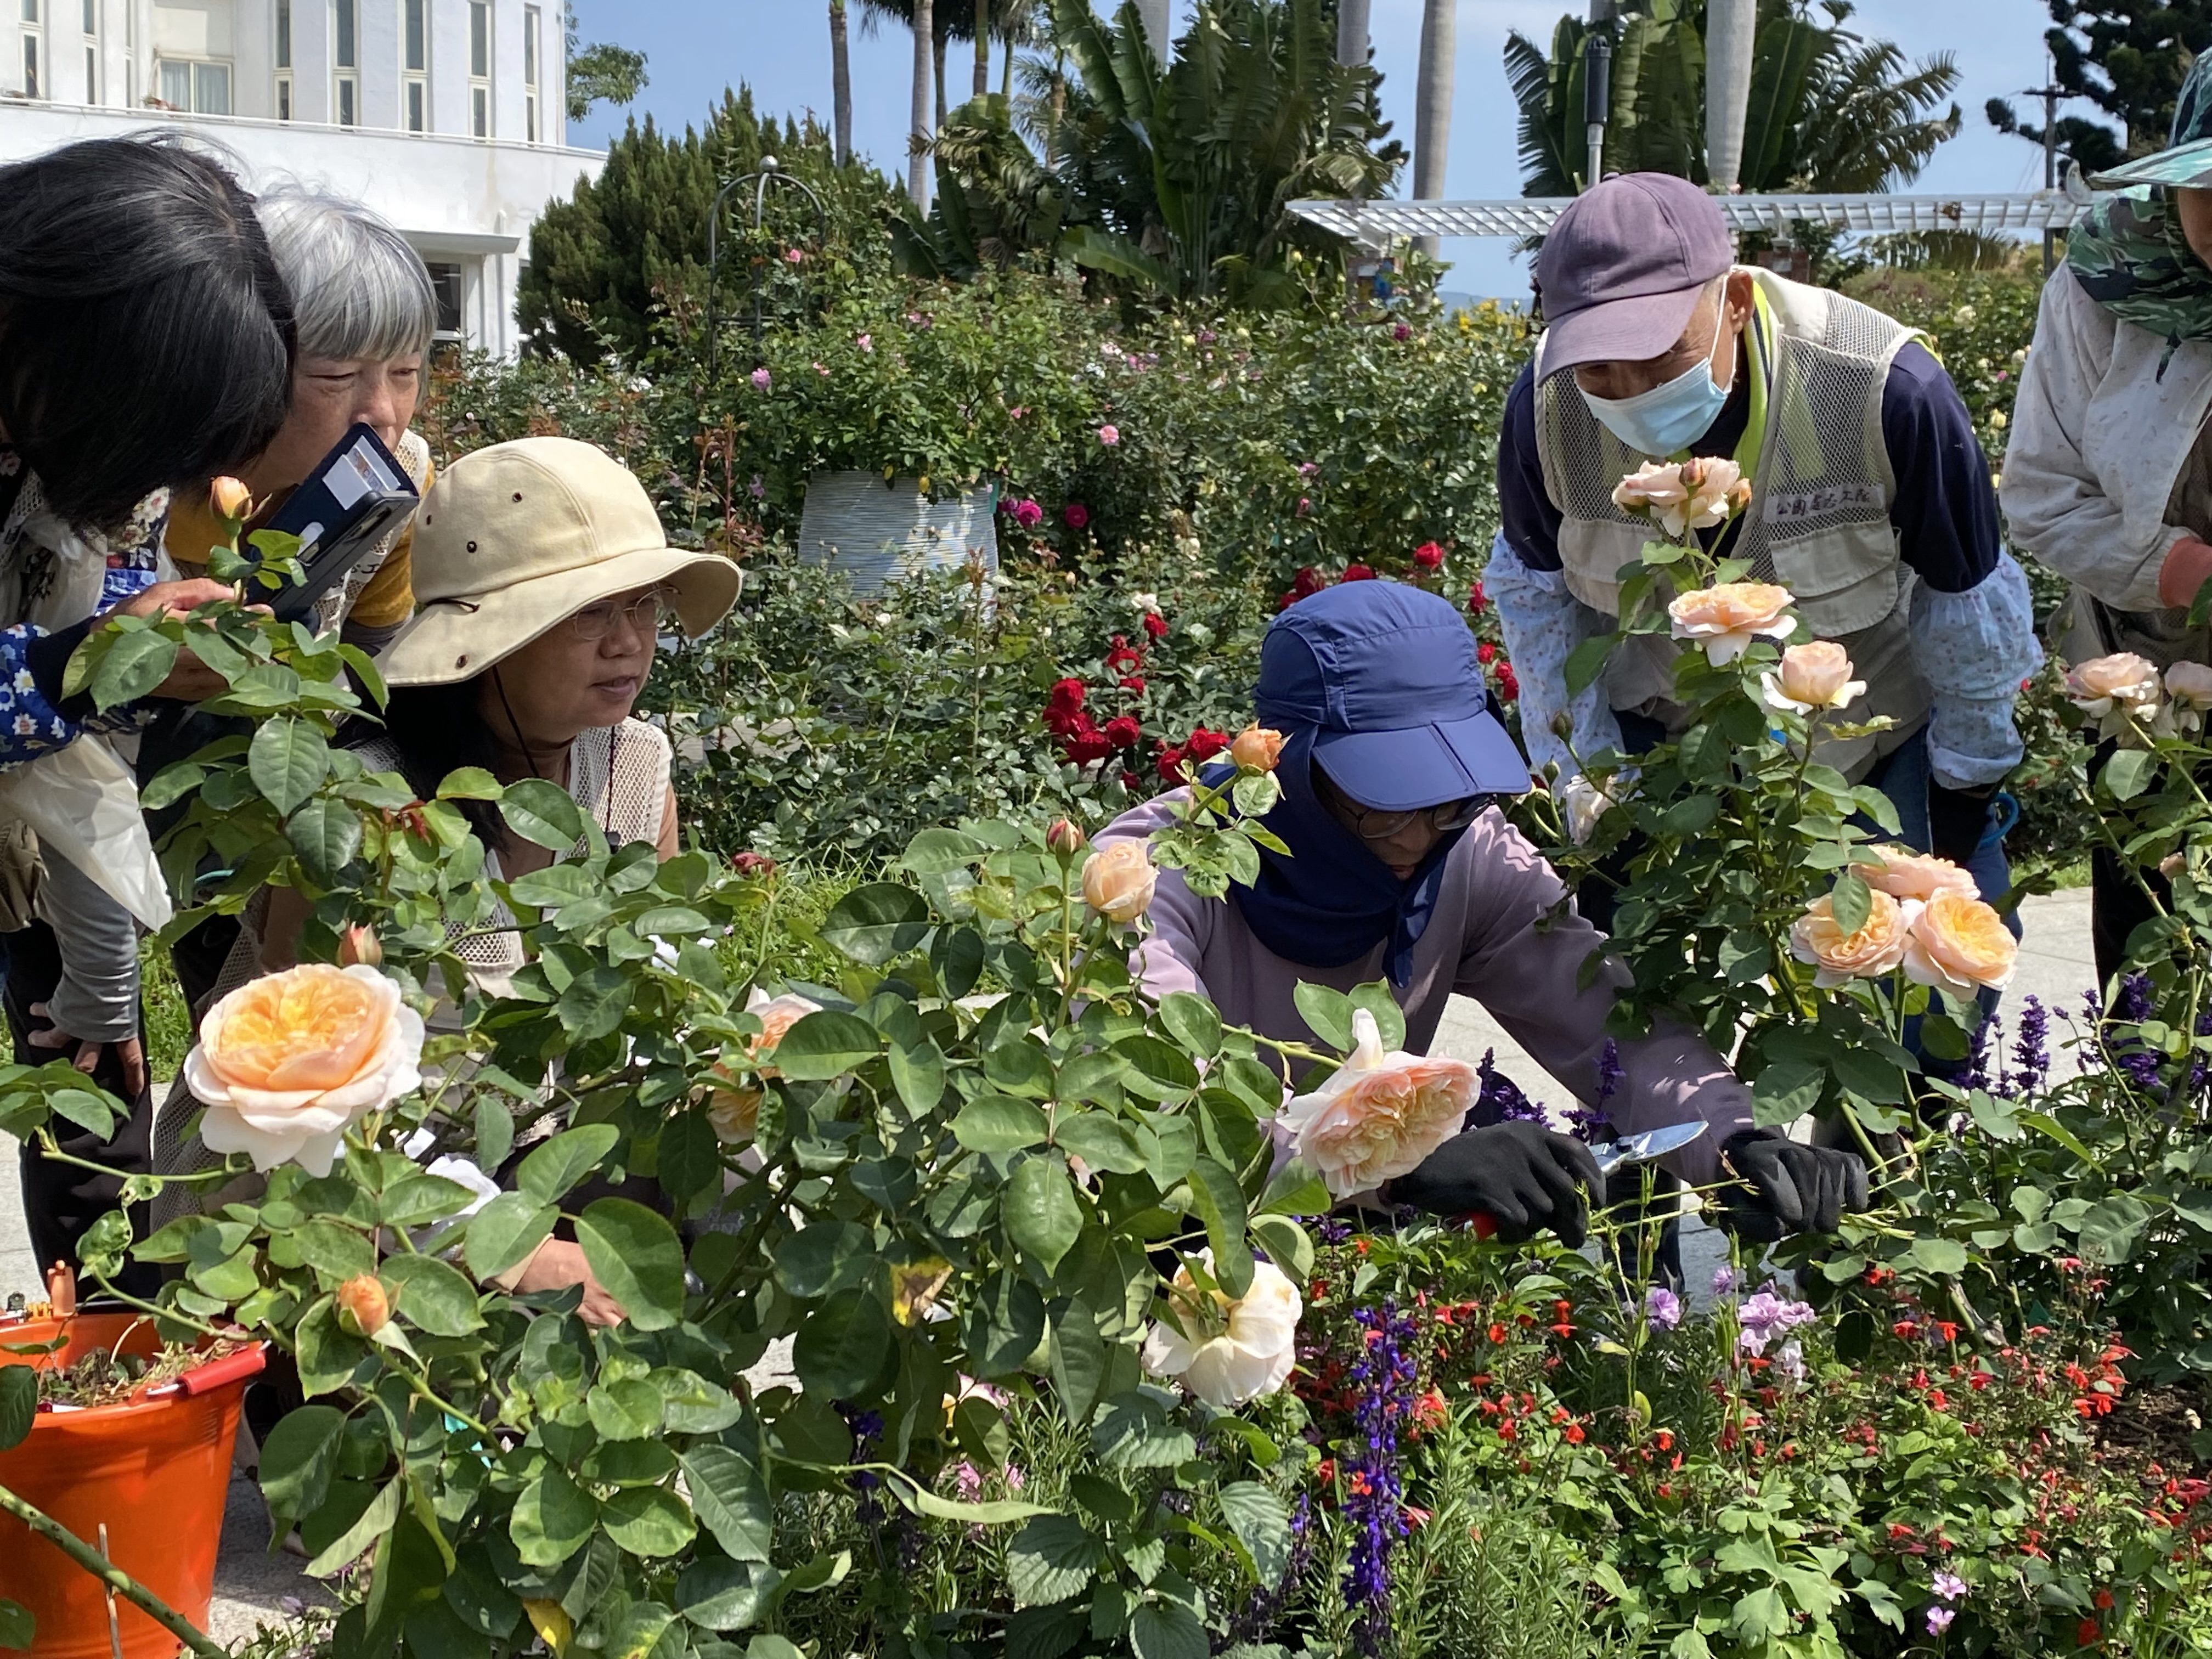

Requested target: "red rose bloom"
[
  {"left": 1062, "top": 721, "right": 1114, "bottom": 765},
  {"left": 1063, "top": 502, "right": 1091, "bottom": 529},
  {"left": 1468, "top": 578, "right": 1488, "bottom": 615},
  {"left": 1341, "top": 563, "right": 1377, "bottom": 582},
  {"left": 1413, "top": 541, "right": 1444, "bottom": 569},
  {"left": 1120, "top": 769, "right": 1142, "bottom": 791},
  {"left": 1186, "top": 727, "right": 1230, "bottom": 761},
  {"left": 1477, "top": 641, "right": 1497, "bottom": 665},
  {"left": 1105, "top": 634, "right": 1145, "bottom": 673},
  {"left": 1119, "top": 675, "right": 1147, "bottom": 695},
  {"left": 1156, "top": 744, "right": 1187, "bottom": 782},
  {"left": 1045, "top": 677, "right": 1087, "bottom": 736},
  {"left": 1103, "top": 715, "right": 1142, "bottom": 749},
  {"left": 1142, "top": 611, "right": 1168, "bottom": 639},
  {"left": 1496, "top": 661, "right": 1520, "bottom": 702}
]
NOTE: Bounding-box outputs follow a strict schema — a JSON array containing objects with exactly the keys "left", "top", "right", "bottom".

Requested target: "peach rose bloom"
[
  {"left": 209, "top": 476, "right": 253, "bottom": 521},
  {"left": 1860, "top": 845, "right": 1977, "bottom": 904},
  {"left": 2066, "top": 652, "right": 2163, "bottom": 740},
  {"left": 1612, "top": 461, "right": 1691, "bottom": 525},
  {"left": 1677, "top": 456, "right": 1747, "bottom": 535},
  {"left": 1082, "top": 839, "right": 1158, "bottom": 924},
  {"left": 2165, "top": 660, "right": 2212, "bottom": 734},
  {"left": 1229, "top": 725, "right": 1285, "bottom": 771},
  {"left": 1761, "top": 640, "right": 1866, "bottom": 715},
  {"left": 1142, "top": 1251, "right": 1302, "bottom": 1408},
  {"left": 335, "top": 1274, "right": 391, "bottom": 1337},
  {"left": 1667, "top": 580, "right": 1797, "bottom": 665},
  {"left": 1903, "top": 890, "right": 2019, "bottom": 999},
  {"left": 708, "top": 988, "right": 823, "bottom": 1143},
  {"left": 1788, "top": 890, "right": 1917, "bottom": 988},
  {"left": 1276, "top": 1008, "right": 1477, "bottom": 1199},
  {"left": 184, "top": 963, "right": 425, "bottom": 1176}
]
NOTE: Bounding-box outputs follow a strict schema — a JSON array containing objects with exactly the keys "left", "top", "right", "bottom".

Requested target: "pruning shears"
[{"left": 1456, "top": 1120, "right": 1709, "bottom": 1238}]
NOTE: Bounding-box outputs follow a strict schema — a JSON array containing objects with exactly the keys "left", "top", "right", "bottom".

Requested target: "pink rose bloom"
[
  {"left": 1064, "top": 502, "right": 1091, "bottom": 530},
  {"left": 1098, "top": 424, "right": 1121, "bottom": 446},
  {"left": 856, "top": 332, "right": 873, "bottom": 352},
  {"left": 751, "top": 367, "right": 771, "bottom": 391},
  {"left": 1276, "top": 1008, "right": 1476, "bottom": 1199}
]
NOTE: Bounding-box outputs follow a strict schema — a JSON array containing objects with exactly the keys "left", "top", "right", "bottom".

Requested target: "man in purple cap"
[
  {"left": 1093, "top": 581, "right": 1870, "bottom": 1252},
  {"left": 1489, "top": 172, "right": 2041, "bottom": 910}
]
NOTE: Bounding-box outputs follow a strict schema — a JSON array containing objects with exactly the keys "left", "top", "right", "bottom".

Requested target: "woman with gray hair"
[
  {"left": 156, "top": 186, "right": 441, "bottom": 1015},
  {"left": 165, "top": 184, "right": 439, "bottom": 651}
]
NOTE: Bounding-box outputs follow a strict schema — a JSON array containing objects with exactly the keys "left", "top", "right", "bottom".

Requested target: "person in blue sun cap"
[{"left": 1094, "top": 580, "right": 1868, "bottom": 1257}]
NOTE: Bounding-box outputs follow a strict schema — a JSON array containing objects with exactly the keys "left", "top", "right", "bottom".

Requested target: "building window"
[
  {"left": 274, "top": 73, "right": 290, "bottom": 118},
  {"left": 273, "top": 0, "right": 290, "bottom": 117},
  {"left": 468, "top": 0, "right": 488, "bottom": 136},
  {"left": 426, "top": 262, "right": 466, "bottom": 339},
  {"left": 19, "top": 0, "right": 40, "bottom": 99},
  {"left": 523, "top": 5, "right": 539, "bottom": 142},
  {"left": 78, "top": 0, "right": 92, "bottom": 102},
  {"left": 403, "top": 0, "right": 426, "bottom": 131},
  {"left": 332, "top": 0, "right": 356, "bottom": 123},
  {"left": 154, "top": 55, "right": 230, "bottom": 112}
]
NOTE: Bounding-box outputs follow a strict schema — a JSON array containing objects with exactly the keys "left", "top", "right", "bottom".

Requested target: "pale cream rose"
[
  {"left": 1229, "top": 725, "right": 1285, "bottom": 771},
  {"left": 1861, "top": 845, "right": 1978, "bottom": 903},
  {"left": 1760, "top": 640, "right": 1866, "bottom": 715},
  {"left": 1678, "top": 457, "right": 1747, "bottom": 535},
  {"left": 1081, "top": 839, "right": 1157, "bottom": 923},
  {"left": 1558, "top": 772, "right": 1626, "bottom": 846},
  {"left": 2066, "top": 652, "right": 2163, "bottom": 740},
  {"left": 1667, "top": 580, "right": 1798, "bottom": 665},
  {"left": 184, "top": 963, "right": 426, "bottom": 1176},
  {"left": 1141, "top": 1250, "right": 1302, "bottom": 1408},
  {"left": 1611, "top": 460, "right": 1690, "bottom": 526},
  {"left": 2165, "top": 661, "right": 2212, "bottom": 735},
  {"left": 1788, "top": 890, "right": 1918, "bottom": 988},
  {"left": 705, "top": 1082, "right": 761, "bottom": 1146},
  {"left": 1903, "top": 890, "right": 2019, "bottom": 998},
  {"left": 1274, "top": 1008, "right": 1477, "bottom": 1198}
]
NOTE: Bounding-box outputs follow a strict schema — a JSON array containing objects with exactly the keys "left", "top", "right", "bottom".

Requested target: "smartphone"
[{"left": 253, "top": 423, "right": 422, "bottom": 624}]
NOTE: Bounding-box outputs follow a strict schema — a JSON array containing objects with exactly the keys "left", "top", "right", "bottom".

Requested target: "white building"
[{"left": 0, "top": 1, "right": 605, "bottom": 354}]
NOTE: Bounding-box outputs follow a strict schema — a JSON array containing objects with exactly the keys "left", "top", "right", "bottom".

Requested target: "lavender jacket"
[{"left": 1096, "top": 794, "right": 1754, "bottom": 1187}]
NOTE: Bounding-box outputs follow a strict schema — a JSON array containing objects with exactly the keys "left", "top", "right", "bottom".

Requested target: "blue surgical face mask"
[{"left": 1577, "top": 301, "right": 1733, "bottom": 456}]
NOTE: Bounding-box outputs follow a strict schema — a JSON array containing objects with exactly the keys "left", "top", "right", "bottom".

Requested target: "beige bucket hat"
[{"left": 379, "top": 436, "right": 740, "bottom": 688}]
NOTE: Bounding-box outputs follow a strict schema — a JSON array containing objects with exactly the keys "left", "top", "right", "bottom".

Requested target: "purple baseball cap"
[{"left": 1536, "top": 172, "right": 1733, "bottom": 374}]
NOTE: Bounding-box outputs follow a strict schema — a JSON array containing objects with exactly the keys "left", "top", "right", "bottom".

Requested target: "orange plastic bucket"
[{"left": 0, "top": 1310, "right": 266, "bottom": 1659}]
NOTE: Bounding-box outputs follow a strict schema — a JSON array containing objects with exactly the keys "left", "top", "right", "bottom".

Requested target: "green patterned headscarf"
[{"left": 2069, "top": 53, "right": 2212, "bottom": 369}]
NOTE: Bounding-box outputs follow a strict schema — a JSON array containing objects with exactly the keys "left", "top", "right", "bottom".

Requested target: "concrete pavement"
[{"left": 0, "top": 892, "right": 2101, "bottom": 1649}]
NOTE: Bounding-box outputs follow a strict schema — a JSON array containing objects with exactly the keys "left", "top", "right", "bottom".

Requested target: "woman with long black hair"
[{"left": 0, "top": 134, "right": 296, "bottom": 1287}]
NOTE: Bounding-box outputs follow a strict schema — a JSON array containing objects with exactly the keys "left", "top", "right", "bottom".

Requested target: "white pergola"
[{"left": 1288, "top": 191, "right": 2086, "bottom": 250}]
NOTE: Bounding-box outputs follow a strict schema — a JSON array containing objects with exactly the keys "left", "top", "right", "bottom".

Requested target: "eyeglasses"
[
  {"left": 571, "top": 587, "right": 678, "bottom": 642},
  {"left": 1316, "top": 768, "right": 1487, "bottom": 842}
]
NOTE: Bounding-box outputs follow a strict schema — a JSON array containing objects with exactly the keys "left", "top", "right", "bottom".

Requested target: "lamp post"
[
  {"left": 2018, "top": 68, "right": 2074, "bottom": 273},
  {"left": 1583, "top": 1, "right": 1613, "bottom": 188}
]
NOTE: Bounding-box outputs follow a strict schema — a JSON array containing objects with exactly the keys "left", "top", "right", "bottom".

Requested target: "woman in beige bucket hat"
[{"left": 156, "top": 438, "right": 738, "bottom": 1321}]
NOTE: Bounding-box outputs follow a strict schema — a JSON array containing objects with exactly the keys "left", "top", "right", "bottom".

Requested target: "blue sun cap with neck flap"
[{"left": 1255, "top": 580, "right": 1531, "bottom": 811}]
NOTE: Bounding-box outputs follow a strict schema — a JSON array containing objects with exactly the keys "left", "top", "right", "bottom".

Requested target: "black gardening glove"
[
  {"left": 1716, "top": 1128, "right": 1870, "bottom": 1242},
  {"left": 1926, "top": 780, "right": 1996, "bottom": 868},
  {"left": 1384, "top": 1121, "right": 1605, "bottom": 1249}
]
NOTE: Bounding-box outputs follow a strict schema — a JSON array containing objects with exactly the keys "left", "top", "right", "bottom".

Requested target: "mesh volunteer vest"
[{"left": 1532, "top": 269, "right": 1929, "bottom": 776}]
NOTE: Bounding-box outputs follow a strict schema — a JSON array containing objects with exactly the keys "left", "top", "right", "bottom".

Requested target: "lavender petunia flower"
[
  {"left": 1712, "top": 1265, "right": 1739, "bottom": 1297},
  {"left": 1643, "top": 1285, "right": 1683, "bottom": 1333},
  {"left": 1736, "top": 1289, "right": 1818, "bottom": 1356},
  {"left": 1932, "top": 1572, "right": 1967, "bottom": 1602}
]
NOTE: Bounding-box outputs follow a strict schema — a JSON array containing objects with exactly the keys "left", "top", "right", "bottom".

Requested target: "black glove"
[
  {"left": 1716, "top": 1128, "right": 1870, "bottom": 1241},
  {"left": 1926, "top": 780, "right": 1996, "bottom": 868},
  {"left": 1384, "top": 1121, "right": 1605, "bottom": 1249}
]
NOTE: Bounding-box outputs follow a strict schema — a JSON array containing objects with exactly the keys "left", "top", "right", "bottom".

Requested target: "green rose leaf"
[
  {"left": 820, "top": 882, "right": 932, "bottom": 964},
  {"left": 501, "top": 776, "right": 588, "bottom": 850},
  {"left": 679, "top": 1446, "right": 775, "bottom": 1564},
  {"left": 1829, "top": 870, "right": 1872, "bottom": 935},
  {"left": 600, "top": 1486, "right": 697, "bottom": 1558},
  {"left": 586, "top": 1375, "right": 667, "bottom": 1442},
  {"left": 382, "top": 1253, "right": 484, "bottom": 1336},
  {"left": 89, "top": 625, "right": 180, "bottom": 712},
  {"left": 792, "top": 1285, "right": 893, "bottom": 1399},
  {"left": 248, "top": 716, "right": 332, "bottom": 816},
  {"left": 516, "top": 1124, "right": 621, "bottom": 1205},
  {"left": 0, "top": 1599, "right": 30, "bottom": 1650},
  {"left": 953, "top": 1093, "right": 1050, "bottom": 1154},
  {"left": 557, "top": 966, "right": 631, "bottom": 1042},
  {"left": 258, "top": 1404, "right": 348, "bottom": 1524},
  {"left": 1157, "top": 991, "right": 1223, "bottom": 1059},
  {"left": 511, "top": 1468, "right": 597, "bottom": 1568},
  {"left": 770, "top": 1010, "right": 882, "bottom": 1080},
  {"left": 1005, "top": 1155, "right": 1084, "bottom": 1274},
  {"left": 286, "top": 798, "right": 362, "bottom": 886},
  {"left": 576, "top": 1198, "right": 687, "bottom": 1330},
  {"left": 676, "top": 1555, "right": 780, "bottom": 1632}
]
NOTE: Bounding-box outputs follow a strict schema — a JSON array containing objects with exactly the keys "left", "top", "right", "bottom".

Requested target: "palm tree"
[
  {"left": 828, "top": 0, "right": 854, "bottom": 165},
  {"left": 1705, "top": 0, "right": 1754, "bottom": 189},
  {"left": 1337, "top": 0, "right": 1369, "bottom": 67},
  {"left": 1506, "top": 0, "right": 1957, "bottom": 196},
  {"left": 1413, "top": 0, "right": 1457, "bottom": 257},
  {"left": 912, "top": 0, "right": 935, "bottom": 205}
]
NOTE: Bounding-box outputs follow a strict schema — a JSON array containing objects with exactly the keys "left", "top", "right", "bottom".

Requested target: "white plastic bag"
[{"left": 0, "top": 736, "right": 173, "bottom": 931}]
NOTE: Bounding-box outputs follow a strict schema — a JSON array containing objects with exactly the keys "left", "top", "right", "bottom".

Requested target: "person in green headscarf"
[{"left": 2002, "top": 50, "right": 2212, "bottom": 983}]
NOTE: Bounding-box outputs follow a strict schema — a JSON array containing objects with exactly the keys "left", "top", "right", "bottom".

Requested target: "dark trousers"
[
  {"left": 2092, "top": 844, "right": 2166, "bottom": 992},
  {"left": 5, "top": 920, "right": 162, "bottom": 1297}
]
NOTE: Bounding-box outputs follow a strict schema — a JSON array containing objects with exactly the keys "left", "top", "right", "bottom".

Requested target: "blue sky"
[{"left": 566, "top": 0, "right": 2067, "bottom": 298}]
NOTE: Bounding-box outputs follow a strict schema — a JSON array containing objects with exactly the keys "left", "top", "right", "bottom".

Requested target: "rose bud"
[
  {"left": 210, "top": 476, "right": 254, "bottom": 522},
  {"left": 1081, "top": 839, "right": 1158, "bottom": 924},
  {"left": 336, "top": 923, "right": 382, "bottom": 968},
  {"left": 1228, "top": 725, "right": 1285, "bottom": 771},
  {"left": 732, "top": 850, "right": 777, "bottom": 878},
  {"left": 1046, "top": 818, "right": 1088, "bottom": 856},
  {"left": 336, "top": 1274, "right": 391, "bottom": 1338}
]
